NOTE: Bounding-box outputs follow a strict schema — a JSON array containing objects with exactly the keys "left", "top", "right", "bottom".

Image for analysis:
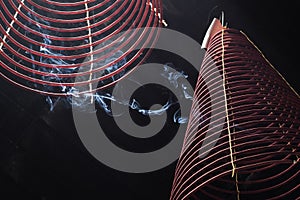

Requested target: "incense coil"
[
  {"left": 0, "top": 0, "right": 164, "bottom": 96},
  {"left": 171, "top": 27, "right": 300, "bottom": 200}
]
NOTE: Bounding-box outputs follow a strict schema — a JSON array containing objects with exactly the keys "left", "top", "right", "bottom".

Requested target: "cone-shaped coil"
[{"left": 171, "top": 19, "right": 300, "bottom": 200}]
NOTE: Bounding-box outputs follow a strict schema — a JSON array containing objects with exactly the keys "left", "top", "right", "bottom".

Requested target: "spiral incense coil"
[
  {"left": 0, "top": 0, "right": 164, "bottom": 96},
  {"left": 171, "top": 19, "right": 300, "bottom": 200}
]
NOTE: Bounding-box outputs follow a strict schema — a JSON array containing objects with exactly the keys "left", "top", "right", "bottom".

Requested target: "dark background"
[{"left": 0, "top": 0, "right": 299, "bottom": 199}]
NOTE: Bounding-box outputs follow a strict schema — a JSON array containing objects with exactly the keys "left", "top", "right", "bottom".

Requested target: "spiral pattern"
[
  {"left": 171, "top": 25, "right": 300, "bottom": 199},
  {"left": 0, "top": 0, "right": 164, "bottom": 96}
]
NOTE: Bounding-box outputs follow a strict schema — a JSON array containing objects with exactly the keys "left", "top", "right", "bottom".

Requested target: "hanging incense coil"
[
  {"left": 0, "top": 0, "right": 164, "bottom": 96},
  {"left": 171, "top": 19, "right": 300, "bottom": 200}
]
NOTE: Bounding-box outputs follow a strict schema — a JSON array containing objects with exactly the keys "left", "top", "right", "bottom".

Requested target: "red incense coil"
[
  {"left": 0, "top": 0, "right": 164, "bottom": 96},
  {"left": 170, "top": 19, "right": 300, "bottom": 200}
]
